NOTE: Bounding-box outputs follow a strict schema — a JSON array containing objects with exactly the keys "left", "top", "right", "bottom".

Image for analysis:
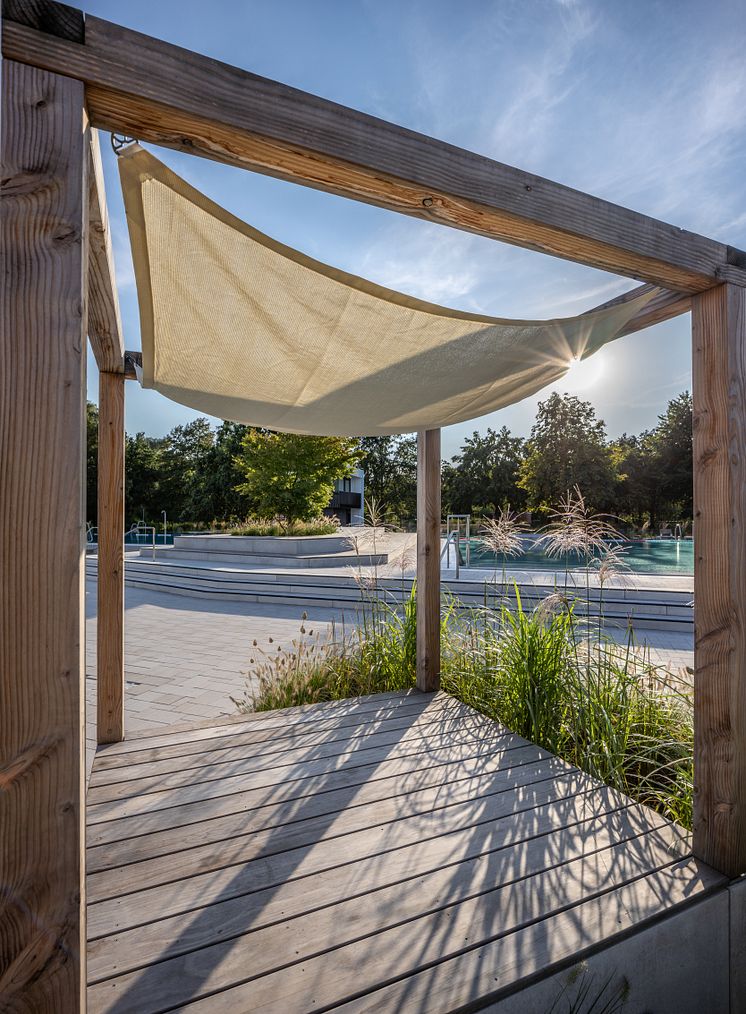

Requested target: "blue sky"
[{"left": 89, "top": 0, "right": 746, "bottom": 457}]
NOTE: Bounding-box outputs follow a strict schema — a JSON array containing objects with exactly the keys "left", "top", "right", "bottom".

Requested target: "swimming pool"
[{"left": 466, "top": 537, "right": 694, "bottom": 576}]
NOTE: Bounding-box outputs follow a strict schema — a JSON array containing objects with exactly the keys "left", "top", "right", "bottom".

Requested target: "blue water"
[
  {"left": 467, "top": 538, "right": 693, "bottom": 576},
  {"left": 124, "top": 532, "right": 174, "bottom": 546}
]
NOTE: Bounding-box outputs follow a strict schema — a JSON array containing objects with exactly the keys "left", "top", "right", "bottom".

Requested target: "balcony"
[{"left": 330, "top": 491, "right": 362, "bottom": 509}]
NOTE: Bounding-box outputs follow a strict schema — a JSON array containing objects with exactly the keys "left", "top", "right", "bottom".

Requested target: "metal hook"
[{"left": 111, "top": 133, "right": 137, "bottom": 156}]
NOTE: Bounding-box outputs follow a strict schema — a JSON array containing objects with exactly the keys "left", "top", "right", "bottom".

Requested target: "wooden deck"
[{"left": 86, "top": 691, "right": 726, "bottom": 1013}]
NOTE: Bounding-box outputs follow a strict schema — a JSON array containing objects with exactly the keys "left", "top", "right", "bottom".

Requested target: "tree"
[
  {"left": 442, "top": 426, "right": 525, "bottom": 515},
  {"left": 86, "top": 401, "right": 99, "bottom": 525},
  {"left": 358, "top": 435, "right": 417, "bottom": 524},
  {"left": 518, "top": 393, "right": 618, "bottom": 511},
  {"left": 235, "top": 431, "right": 360, "bottom": 527},
  {"left": 201, "top": 421, "right": 253, "bottom": 521},
  {"left": 650, "top": 392, "right": 692, "bottom": 521},
  {"left": 612, "top": 432, "right": 659, "bottom": 528},
  {"left": 158, "top": 418, "right": 215, "bottom": 520},
  {"left": 125, "top": 431, "right": 164, "bottom": 524}
]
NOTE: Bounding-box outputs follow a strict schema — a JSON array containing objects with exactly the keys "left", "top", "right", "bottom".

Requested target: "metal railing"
[
  {"left": 127, "top": 521, "right": 157, "bottom": 559},
  {"left": 445, "top": 514, "right": 471, "bottom": 568},
  {"left": 440, "top": 529, "right": 465, "bottom": 579}
]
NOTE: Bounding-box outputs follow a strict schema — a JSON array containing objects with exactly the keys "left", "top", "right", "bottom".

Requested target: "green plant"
[
  {"left": 235, "top": 430, "right": 359, "bottom": 529},
  {"left": 237, "top": 586, "right": 693, "bottom": 828},
  {"left": 228, "top": 516, "right": 339, "bottom": 537}
]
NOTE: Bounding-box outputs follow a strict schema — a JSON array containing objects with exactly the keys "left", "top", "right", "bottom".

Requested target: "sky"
[{"left": 88, "top": 0, "right": 746, "bottom": 458}]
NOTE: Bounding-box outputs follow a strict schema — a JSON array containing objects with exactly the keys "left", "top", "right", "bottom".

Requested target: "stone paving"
[{"left": 84, "top": 578, "right": 348, "bottom": 772}]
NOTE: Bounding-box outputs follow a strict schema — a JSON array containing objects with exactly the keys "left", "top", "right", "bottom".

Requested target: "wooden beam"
[
  {"left": 416, "top": 429, "right": 441, "bottom": 693},
  {"left": 87, "top": 127, "right": 124, "bottom": 372},
  {"left": 97, "top": 370, "right": 125, "bottom": 744},
  {"left": 692, "top": 282, "right": 746, "bottom": 878},
  {"left": 591, "top": 283, "right": 691, "bottom": 337},
  {"left": 1, "top": 59, "right": 87, "bottom": 1011},
  {"left": 3, "top": 8, "right": 746, "bottom": 293}
]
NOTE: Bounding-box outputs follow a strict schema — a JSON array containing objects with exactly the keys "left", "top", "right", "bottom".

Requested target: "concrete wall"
[{"left": 488, "top": 889, "right": 732, "bottom": 1013}]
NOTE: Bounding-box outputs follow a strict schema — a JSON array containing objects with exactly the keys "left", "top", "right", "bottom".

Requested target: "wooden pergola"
[{"left": 2, "top": 1, "right": 745, "bottom": 1008}]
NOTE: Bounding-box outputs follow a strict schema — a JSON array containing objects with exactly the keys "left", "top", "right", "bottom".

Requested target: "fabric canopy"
[{"left": 120, "top": 145, "right": 656, "bottom": 437}]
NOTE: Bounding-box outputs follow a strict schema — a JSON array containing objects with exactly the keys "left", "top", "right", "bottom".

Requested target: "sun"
[{"left": 562, "top": 351, "right": 606, "bottom": 392}]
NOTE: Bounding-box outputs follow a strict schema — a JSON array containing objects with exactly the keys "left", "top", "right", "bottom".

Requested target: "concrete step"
[
  {"left": 86, "top": 558, "right": 693, "bottom": 633},
  {"left": 111, "top": 557, "right": 695, "bottom": 603},
  {"left": 140, "top": 547, "right": 388, "bottom": 568}
]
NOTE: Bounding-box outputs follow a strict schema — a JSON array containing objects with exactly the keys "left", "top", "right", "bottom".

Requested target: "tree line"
[{"left": 86, "top": 390, "right": 692, "bottom": 531}]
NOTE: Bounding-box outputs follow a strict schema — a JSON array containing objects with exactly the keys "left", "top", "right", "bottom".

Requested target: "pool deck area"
[
  {"left": 85, "top": 690, "right": 734, "bottom": 1013},
  {"left": 84, "top": 576, "right": 695, "bottom": 777}
]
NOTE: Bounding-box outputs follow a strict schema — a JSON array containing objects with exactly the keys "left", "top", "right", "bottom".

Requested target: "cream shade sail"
[{"left": 120, "top": 145, "right": 656, "bottom": 437}]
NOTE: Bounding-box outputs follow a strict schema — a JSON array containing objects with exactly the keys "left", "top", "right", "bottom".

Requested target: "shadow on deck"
[{"left": 85, "top": 691, "right": 732, "bottom": 1013}]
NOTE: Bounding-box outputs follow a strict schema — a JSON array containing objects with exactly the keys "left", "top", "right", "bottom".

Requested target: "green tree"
[
  {"left": 236, "top": 431, "right": 360, "bottom": 527},
  {"left": 358, "top": 435, "right": 417, "bottom": 524},
  {"left": 519, "top": 393, "right": 618, "bottom": 511},
  {"left": 158, "top": 418, "right": 215, "bottom": 521},
  {"left": 612, "top": 432, "right": 659, "bottom": 528},
  {"left": 125, "top": 431, "right": 164, "bottom": 524},
  {"left": 202, "top": 421, "right": 254, "bottom": 521},
  {"left": 650, "top": 392, "right": 692, "bottom": 521},
  {"left": 442, "top": 426, "right": 525, "bottom": 515},
  {"left": 86, "top": 401, "right": 99, "bottom": 525}
]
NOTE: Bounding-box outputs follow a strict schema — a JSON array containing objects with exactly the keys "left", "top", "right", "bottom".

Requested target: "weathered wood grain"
[
  {"left": 87, "top": 697, "right": 470, "bottom": 784},
  {"left": 3, "top": 0, "right": 83, "bottom": 41},
  {"left": 1, "top": 59, "right": 87, "bottom": 1012},
  {"left": 85, "top": 750, "right": 558, "bottom": 873},
  {"left": 417, "top": 429, "right": 441, "bottom": 692},
  {"left": 87, "top": 130, "right": 124, "bottom": 372},
  {"left": 96, "top": 370, "right": 125, "bottom": 743},
  {"left": 86, "top": 701, "right": 508, "bottom": 797},
  {"left": 88, "top": 832, "right": 679, "bottom": 1011},
  {"left": 692, "top": 282, "right": 746, "bottom": 877},
  {"left": 85, "top": 766, "right": 590, "bottom": 905},
  {"left": 86, "top": 804, "right": 665, "bottom": 985},
  {"left": 3, "top": 14, "right": 746, "bottom": 291}
]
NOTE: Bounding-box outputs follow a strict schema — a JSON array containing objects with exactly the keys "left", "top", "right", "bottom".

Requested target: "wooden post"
[
  {"left": 1, "top": 60, "right": 87, "bottom": 1010},
  {"left": 416, "top": 429, "right": 441, "bottom": 692},
  {"left": 97, "top": 371, "right": 125, "bottom": 743},
  {"left": 692, "top": 282, "right": 746, "bottom": 877}
]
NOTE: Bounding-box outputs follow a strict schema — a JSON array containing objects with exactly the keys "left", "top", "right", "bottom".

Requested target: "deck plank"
[
  {"left": 86, "top": 691, "right": 719, "bottom": 1014},
  {"left": 86, "top": 747, "right": 554, "bottom": 873},
  {"left": 86, "top": 715, "right": 541, "bottom": 822},
  {"left": 87, "top": 754, "right": 588, "bottom": 903},
  {"left": 87, "top": 806, "right": 677, "bottom": 984},
  {"left": 85, "top": 700, "right": 507, "bottom": 801},
  {"left": 85, "top": 737, "right": 553, "bottom": 850},
  {"left": 95, "top": 690, "right": 439, "bottom": 759},
  {"left": 87, "top": 698, "right": 468, "bottom": 786}
]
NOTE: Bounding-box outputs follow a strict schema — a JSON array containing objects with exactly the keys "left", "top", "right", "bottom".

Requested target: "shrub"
[
  {"left": 228, "top": 516, "right": 339, "bottom": 537},
  {"left": 236, "top": 586, "right": 693, "bottom": 829}
]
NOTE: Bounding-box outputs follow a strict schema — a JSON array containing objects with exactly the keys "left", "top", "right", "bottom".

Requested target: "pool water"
[{"left": 466, "top": 537, "right": 694, "bottom": 576}]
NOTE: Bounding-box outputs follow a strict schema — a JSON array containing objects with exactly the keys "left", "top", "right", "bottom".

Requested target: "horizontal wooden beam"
[
  {"left": 591, "top": 283, "right": 691, "bottom": 336},
  {"left": 87, "top": 127, "right": 124, "bottom": 372},
  {"left": 3, "top": 7, "right": 746, "bottom": 294}
]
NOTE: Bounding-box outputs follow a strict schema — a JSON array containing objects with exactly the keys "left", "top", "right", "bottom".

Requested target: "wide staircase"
[{"left": 85, "top": 554, "right": 693, "bottom": 633}]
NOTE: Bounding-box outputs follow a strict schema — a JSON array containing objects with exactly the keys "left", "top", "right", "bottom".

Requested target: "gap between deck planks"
[{"left": 86, "top": 691, "right": 721, "bottom": 1014}]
